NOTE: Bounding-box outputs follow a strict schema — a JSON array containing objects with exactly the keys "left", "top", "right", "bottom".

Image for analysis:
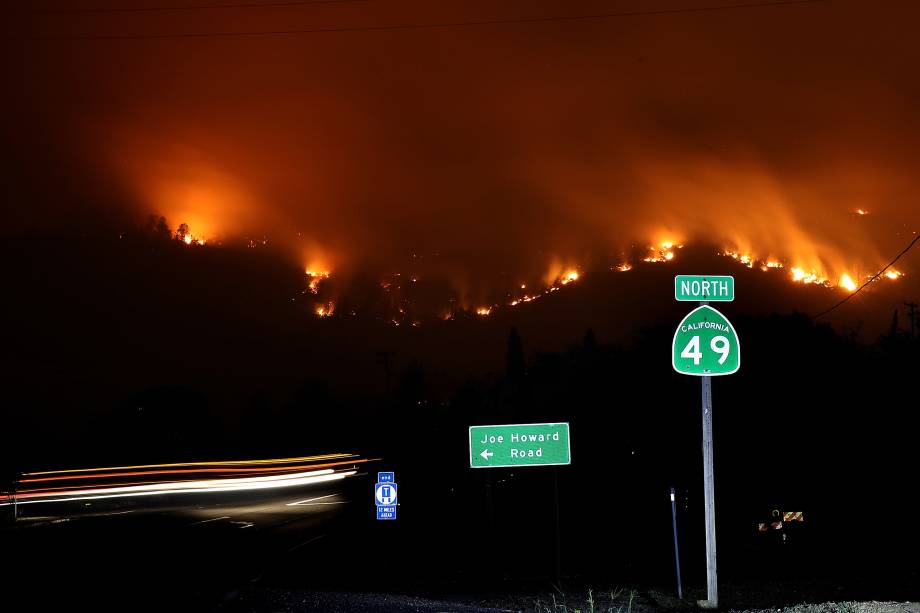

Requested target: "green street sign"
[
  {"left": 675, "top": 275, "right": 734, "bottom": 302},
  {"left": 469, "top": 422, "right": 571, "bottom": 468},
  {"left": 672, "top": 305, "right": 740, "bottom": 376}
]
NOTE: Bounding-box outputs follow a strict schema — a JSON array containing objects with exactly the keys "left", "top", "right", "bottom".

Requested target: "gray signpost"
[
  {"left": 670, "top": 487, "right": 683, "bottom": 600},
  {"left": 673, "top": 277, "right": 740, "bottom": 608},
  {"left": 701, "top": 372, "right": 717, "bottom": 608}
]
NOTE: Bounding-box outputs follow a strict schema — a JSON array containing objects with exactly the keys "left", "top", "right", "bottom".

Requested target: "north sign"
[{"left": 674, "top": 275, "right": 734, "bottom": 302}]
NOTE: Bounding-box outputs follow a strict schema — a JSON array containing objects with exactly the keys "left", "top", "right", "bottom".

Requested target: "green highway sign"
[
  {"left": 674, "top": 275, "right": 734, "bottom": 302},
  {"left": 469, "top": 422, "right": 571, "bottom": 468},
  {"left": 672, "top": 305, "right": 740, "bottom": 376}
]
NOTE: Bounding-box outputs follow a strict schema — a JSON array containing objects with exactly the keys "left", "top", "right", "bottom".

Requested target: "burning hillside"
[
  {"left": 290, "top": 235, "right": 909, "bottom": 325},
  {"left": 128, "top": 216, "right": 913, "bottom": 327}
]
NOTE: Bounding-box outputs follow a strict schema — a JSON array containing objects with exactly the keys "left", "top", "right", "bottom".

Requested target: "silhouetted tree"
[
  {"left": 156, "top": 217, "right": 172, "bottom": 238},
  {"left": 143, "top": 215, "right": 172, "bottom": 240}
]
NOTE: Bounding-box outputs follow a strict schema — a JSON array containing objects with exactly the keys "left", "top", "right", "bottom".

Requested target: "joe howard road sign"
[{"left": 469, "top": 422, "right": 571, "bottom": 468}]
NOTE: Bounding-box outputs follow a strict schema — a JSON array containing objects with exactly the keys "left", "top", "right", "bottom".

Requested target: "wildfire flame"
[
  {"left": 643, "top": 242, "right": 681, "bottom": 263},
  {"left": 789, "top": 267, "right": 826, "bottom": 285},
  {"left": 839, "top": 273, "right": 858, "bottom": 292},
  {"left": 176, "top": 223, "right": 207, "bottom": 246},
  {"left": 723, "top": 250, "right": 754, "bottom": 268},
  {"left": 305, "top": 269, "right": 331, "bottom": 294},
  {"left": 315, "top": 302, "right": 335, "bottom": 317},
  {"left": 717, "top": 246, "right": 905, "bottom": 293}
]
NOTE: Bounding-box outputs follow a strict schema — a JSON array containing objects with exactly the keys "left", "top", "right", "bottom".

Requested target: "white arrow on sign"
[{"left": 480, "top": 449, "right": 493, "bottom": 461}]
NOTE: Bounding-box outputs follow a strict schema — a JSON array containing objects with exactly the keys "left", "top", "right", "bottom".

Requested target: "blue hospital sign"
[
  {"left": 375, "top": 473, "right": 398, "bottom": 520},
  {"left": 375, "top": 483, "right": 397, "bottom": 506}
]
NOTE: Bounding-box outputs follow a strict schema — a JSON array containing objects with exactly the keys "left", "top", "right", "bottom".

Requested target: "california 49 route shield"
[{"left": 672, "top": 305, "right": 740, "bottom": 376}]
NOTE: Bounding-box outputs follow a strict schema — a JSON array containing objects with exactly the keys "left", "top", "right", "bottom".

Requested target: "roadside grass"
[{"left": 532, "top": 585, "right": 639, "bottom": 613}]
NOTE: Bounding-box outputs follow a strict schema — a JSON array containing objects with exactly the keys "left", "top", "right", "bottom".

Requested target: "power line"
[
  {"left": 813, "top": 232, "right": 920, "bottom": 320},
  {"left": 31, "top": 0, "right": 371, "bottom": 14},
  {"left": 29, "top": 0, "right": 829, "bottom": 41}
]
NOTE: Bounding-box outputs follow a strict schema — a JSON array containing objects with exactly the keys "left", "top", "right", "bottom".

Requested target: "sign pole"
[
  {"left": 698, "top": 297, "right": 717, "bottom": 608},
  {"left": 702, "top": 373, "right": 718, "bottom": 607},
  {"left": 670, "top": 487, "right": 683, "bottom": 600},
  {"left": 675, "top": 281, "right": 735, "bottom": 608},
  {"left": 553, "top": 466, "right": 561, "bottom": 580}
]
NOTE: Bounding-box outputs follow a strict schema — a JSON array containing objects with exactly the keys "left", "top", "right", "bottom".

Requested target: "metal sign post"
[
  {"left": 701, "top": 372, "right": 717, "bottom": 607},
  {"left": 670, "top": 487, "right": 683, "bottom": 600},
  {"left": 673, "top": 286, "right": 741, "bottom": 610}
]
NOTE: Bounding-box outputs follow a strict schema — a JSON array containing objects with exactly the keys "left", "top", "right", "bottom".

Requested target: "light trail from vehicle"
[
  {"left": 18, "top": 458, "right": 370, "bottom": 485},
  {"left": 4, "top": 453, "right": 371, "bottom": 507},
  {"left": 21, "top": 453, "right": 357, "bottom": 476},
  {"left": 4, "top": 469, "right": 358, "bottom": 506}
]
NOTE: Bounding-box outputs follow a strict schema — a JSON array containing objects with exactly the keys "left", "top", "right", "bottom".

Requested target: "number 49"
[{"left": 681, "top": 335, "right": 730, "bottom": 365}]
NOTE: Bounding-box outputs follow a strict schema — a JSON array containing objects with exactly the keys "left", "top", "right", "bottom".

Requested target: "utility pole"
[{"left": 905, "top": 302, "right": 918, "bottom": 340}]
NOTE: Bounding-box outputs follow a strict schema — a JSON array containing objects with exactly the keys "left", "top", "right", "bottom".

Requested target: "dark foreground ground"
[{"left": 3, "top": 467, "right": 917, "bottom": 613}]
